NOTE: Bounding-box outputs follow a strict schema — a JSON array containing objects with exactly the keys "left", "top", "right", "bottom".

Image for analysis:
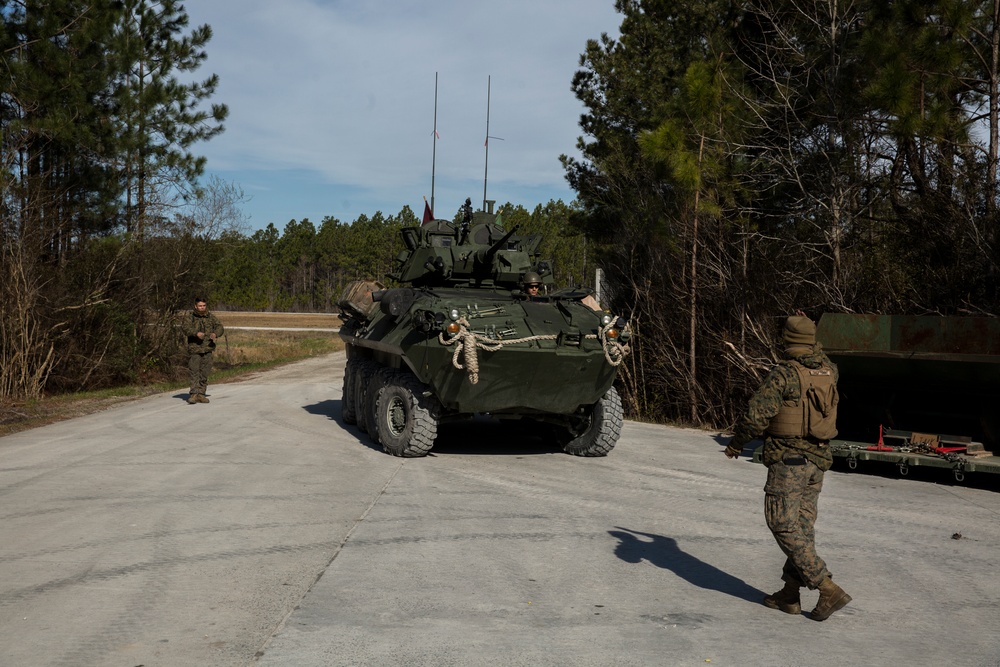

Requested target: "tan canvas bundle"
[
  {"left": 767, "top": 361, "right": 839, "bottom": 441},
  {"left": 337, "top": 280, "right": 384, "bottom": 320}
]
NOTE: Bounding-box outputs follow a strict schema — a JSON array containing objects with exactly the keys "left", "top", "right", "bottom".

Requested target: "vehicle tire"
[
  {"left": 562, "top": 386, "right": 623, "bottom": 457},
  {"left": 341, "top": 358, "right": 358, "bottom": 425},
  {"left": 353, "top": 359, "right": 379, "bottom": 435},
  {"left": 363, "top": 366, "right": 396, "bottom": 445},
  {"left": 375, "top": 372, "right": 441, "bottom": 457}
]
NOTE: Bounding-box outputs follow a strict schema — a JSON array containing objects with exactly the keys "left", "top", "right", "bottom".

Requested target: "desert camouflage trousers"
[{"left": 764, "top": 456, "right": 831, "bottom": 589}]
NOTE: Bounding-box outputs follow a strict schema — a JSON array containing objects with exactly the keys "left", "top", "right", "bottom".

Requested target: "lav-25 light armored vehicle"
[{"left": 337, "top": 198, "right": 630, "bottom": 457}]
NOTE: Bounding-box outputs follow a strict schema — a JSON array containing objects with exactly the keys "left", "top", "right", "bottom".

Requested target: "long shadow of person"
[{"left": 609, "top": 526, "right": 765, "bottom": 605}]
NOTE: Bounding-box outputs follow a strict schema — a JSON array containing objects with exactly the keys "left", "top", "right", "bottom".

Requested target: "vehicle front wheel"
[
  {"left": 375, "top": 372, "right": 441, "bottom": 457},
  {"left": 341, "top": 358, "right": 358, "bottom": 425},
  {"left": 562, "top": 386, "right": 623, "bottom": 457},
  {"left": 353, "top": 359, "right": 378, "bottom": 435}
]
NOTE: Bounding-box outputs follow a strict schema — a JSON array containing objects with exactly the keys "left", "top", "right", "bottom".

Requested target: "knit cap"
[{"left": 782, "top": 315, "right": 816, "bottom": 346}]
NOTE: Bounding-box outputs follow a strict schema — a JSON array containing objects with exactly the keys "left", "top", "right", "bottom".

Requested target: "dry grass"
[
  {"left": 217, "top": 311, "right": 342, "bottom": 329},
  {"left": 214, "top": 329, "right": 343, "bottom": 370},
  {"left": 0, "top": 318, "right": 344, "bottom": 437}
]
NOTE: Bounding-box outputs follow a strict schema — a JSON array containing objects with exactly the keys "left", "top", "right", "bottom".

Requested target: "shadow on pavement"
[
  {"left": 310, "top": 408, "right": 571, "bottom": 457},
  {"left": 303, "top": 399, "right": 384, "bottom": 452},
  {"left": 828, "top": 458, "right": 1000, "bottom": 492},
  {"left": 430, "top": 417, "right": 565, "bottom": 457},
  {"left": 304, "top": 399, "right": 340, "bottom": 420},
  {"left": 610, "top": 526, "right": 766, "bottom": 604}
]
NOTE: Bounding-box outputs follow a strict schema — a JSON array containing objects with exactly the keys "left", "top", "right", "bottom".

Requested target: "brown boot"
[
  {"left": 187, "top": 394, "right": 199, "bottom": 404},
  {"left": 762, "top": 581, "right": 801, "bottom": 615},
  {"left": 810, "top": 577, "right": 851, "bottom": 621},
  {"left": 196, "top": 393, "right": 210, "bottom": 403}
]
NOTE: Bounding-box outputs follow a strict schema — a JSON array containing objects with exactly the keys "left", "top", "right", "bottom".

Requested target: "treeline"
[
  {"left": 566, "top": 0, "right": 1000, "bottom": 428},
  {"left": 1, "top": 1, "right": 229, "bottom": 396},
  {"left": 208, "top": 199, "right": 590, "bottom": 313}
]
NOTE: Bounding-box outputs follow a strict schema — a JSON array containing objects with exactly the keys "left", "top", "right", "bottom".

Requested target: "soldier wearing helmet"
[{"left": 522, "top": 271, "right": 542, "bottom": 298}]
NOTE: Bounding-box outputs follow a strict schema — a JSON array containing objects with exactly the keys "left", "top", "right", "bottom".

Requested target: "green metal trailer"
[{"left": 754, "top": 314, "right": 1000, "bottom": 483}]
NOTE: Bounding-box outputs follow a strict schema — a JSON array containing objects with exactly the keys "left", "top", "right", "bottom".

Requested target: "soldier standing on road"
[
  {"left": 724, "top": 313, "right": 852, "bottom": 621},
  {"left": 183, "top": 297, "right": 225, "bottom": 405}
]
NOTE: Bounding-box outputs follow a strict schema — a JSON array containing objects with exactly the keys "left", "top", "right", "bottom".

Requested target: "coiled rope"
[{"left": 438, "top": 317, "right": 631, "bottom": 384}]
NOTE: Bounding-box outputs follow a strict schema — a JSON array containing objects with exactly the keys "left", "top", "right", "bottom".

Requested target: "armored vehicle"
[{"left": 337, "top": 198, "right": 630, "bottom": 457}]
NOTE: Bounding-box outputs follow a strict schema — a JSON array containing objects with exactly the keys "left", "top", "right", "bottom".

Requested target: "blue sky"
[{"left": 182, "top": 0, "right": 623, "bottom": 231}]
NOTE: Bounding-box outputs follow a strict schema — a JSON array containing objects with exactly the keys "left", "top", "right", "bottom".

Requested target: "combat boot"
[
  {"left": 196, "top": 394, "right": 210, "bottom": 403},
  {"left": 762, "top": 581, "right": 801, "bottom": 615},
  {"left": 809, "top": 577, "right": 851, "bottom": 621},
  {"left": 187, "top": 394, "right": 199, "bottom": 404}
]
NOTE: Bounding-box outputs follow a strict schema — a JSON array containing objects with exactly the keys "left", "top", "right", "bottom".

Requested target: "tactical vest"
[{"left": 767, "top": 360, "right": 839, "bottom": 441}]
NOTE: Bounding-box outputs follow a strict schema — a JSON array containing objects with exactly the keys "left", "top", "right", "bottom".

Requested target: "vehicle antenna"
[
  {"left": 483, "top": 75, "right": 490, "bottom": 211},
  {"left": 431, "top": 71, "right": 438, "bottom": 216},
  {"left": 482, "top": 75, "right": 504, "bottom": 211}
]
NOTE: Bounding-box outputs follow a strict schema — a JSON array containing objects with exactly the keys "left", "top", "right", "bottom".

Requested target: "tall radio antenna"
[
  {"left": 483, "top": 75, "right": 504, "bottom": 211},
  {"left": 431, "top": 72, "right": 438, "bottom": 216},
  {"left": 483, "top": 75, "right": 491, "bottom": 210}
]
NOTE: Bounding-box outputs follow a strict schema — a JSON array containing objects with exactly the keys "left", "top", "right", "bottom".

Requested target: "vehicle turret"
[{"left": 392, "top": 198, "right": 550, "bottom": 290}]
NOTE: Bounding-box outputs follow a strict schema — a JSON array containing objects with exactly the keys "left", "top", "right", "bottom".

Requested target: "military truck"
[{"left": 336, "top": 199, "right": 630, "bottom": 457}]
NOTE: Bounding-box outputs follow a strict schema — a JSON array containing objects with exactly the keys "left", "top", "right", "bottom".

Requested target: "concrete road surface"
[{"left": 1, "top": 352, "right": 998, "bottom": 667}]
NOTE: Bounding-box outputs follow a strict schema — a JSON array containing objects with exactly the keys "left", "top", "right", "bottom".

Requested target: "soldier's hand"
[{"left": 724, "top": 442, "right": 742, "bottom": 459}]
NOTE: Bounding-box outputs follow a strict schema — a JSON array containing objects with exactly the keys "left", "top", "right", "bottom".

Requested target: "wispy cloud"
[{"left": 184, "top": 0, "right": 622, "bottom": 227}]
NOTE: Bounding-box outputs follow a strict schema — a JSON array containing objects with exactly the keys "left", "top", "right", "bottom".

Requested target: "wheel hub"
[{"left": 387, "top": 396, "right": 408, "bottom": 436}]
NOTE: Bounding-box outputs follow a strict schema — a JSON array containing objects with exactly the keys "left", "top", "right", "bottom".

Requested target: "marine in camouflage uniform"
[
  {"left": 183, "top": 298, "right": 225, "bottom": 404},
  {"left": 725, "top": 315, "right": 852, "bottom": 621}
]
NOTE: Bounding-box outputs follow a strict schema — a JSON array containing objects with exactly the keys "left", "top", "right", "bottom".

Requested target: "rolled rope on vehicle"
[
  {"left": 438, "top": 317, "right": 631, "bottom": 384},
  {"left": 597, "top": 321, "right": 631, "bottom": 367},
  {"left": 438, "top": 317, "right": 556, "bottom": 384}
]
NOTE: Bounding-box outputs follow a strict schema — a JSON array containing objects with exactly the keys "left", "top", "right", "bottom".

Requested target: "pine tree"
[{"left": 108, "top": 0, "right": 228, "bottom": 239}]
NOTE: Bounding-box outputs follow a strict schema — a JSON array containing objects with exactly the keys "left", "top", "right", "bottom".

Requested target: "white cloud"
[{"left": 183, "top": 0, "right": 621, "bottom": 226}]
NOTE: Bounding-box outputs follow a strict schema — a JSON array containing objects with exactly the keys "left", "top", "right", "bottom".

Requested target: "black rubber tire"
[
  {"left": 341, "top": 358, "right": 358, "bottom": 425},
  {"left": 562, "top": 386, "right": 623, "bottom": 457},
  {"left": 375, "top": 372, "right": 441, "bottom": 457},
  {"left": 363, "top": 366, "right": 397, "bottom": 445},
  {"left": 353, "top": 360, "right": 379, "bottom": 435}
]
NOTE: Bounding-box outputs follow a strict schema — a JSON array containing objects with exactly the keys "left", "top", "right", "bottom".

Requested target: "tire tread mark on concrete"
[
  {"left": 250, "top": 460, "right": 406, "bottom": 662},
  {"left": 46, "top": 514, "right": 181, "bottom": 667},
  {"left": 0, "top": 541, "right": 340, "bottom": 606},
  {"left": 0, "top": 520, "right": 335, "bottom": 564}
]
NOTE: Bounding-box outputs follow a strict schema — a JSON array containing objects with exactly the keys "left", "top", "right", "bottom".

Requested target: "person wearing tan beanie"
[{"left": 724, "top": 312, "right": 851, "bottom": 621}]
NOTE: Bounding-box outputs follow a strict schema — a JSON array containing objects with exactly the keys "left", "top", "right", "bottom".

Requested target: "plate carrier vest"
[{"left": 766, "top": 360, "right": 839, "bottom": 441}]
